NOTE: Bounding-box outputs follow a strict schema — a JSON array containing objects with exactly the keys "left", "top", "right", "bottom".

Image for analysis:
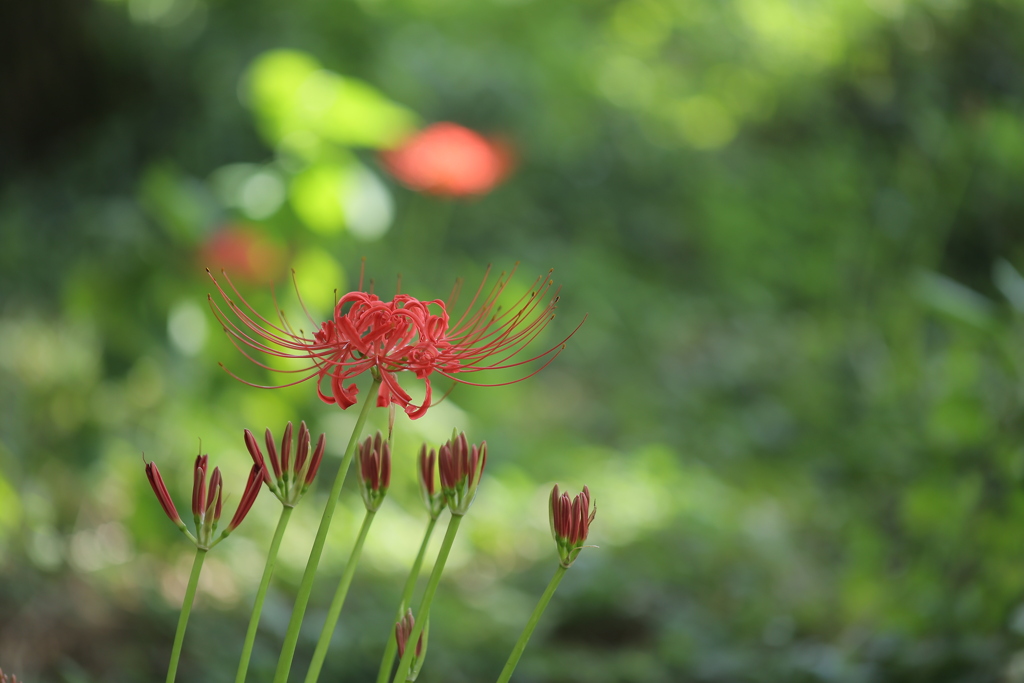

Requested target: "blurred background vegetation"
[{"left": 4, "top": 0, "right": 1024, "bottom": 680}]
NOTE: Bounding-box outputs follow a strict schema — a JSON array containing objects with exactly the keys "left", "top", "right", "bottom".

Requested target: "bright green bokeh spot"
[
  {"left": 291, "top": 247, "right": 345, "bottom": 314},
  {"left": 290, "top": 162, "right": 351, "bottom": 235},
  {"left": 246, "top": 49, "right": 417, "bottom": 149},
  {"left": 0, "top": 471, "right": 21, "bottom": 528},
  {"left": 671, "top": 95, "right": 737, "bottom": 149}
]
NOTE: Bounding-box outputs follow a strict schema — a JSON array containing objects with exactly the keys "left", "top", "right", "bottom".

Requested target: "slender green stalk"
[
  {"left": 273, "top": 379, "right": 381, "bottom": 683},
  {"left": 391, "top": 514, "right": 463, "bottom": 683},
  {"left": 375, "top": 516, "right": 440, "bottom": 683},
  {"left": 495, "top": 565, "right": 567, "bottom": 683},
  {"left": 234, "top": 505, "right": 294, "bottom": 683},
  {"left": 304, "top": 509, "right": 377, "bottom": 683},
  {"left": 166, "top": 547, "right": 208, "bottom": 683}
]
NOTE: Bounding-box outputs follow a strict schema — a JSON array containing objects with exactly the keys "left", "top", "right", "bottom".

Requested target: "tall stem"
[
  {"left": 165, "top": 547, "right": 208, "bottom": 683},
  {"left": 495, "top": 565, "right": 567, "bottom": 683},
  {"left": 234, "top": 505, "right": 294, "bottom": 683},
  {"left": 374, "top": 516, "right": 440, "bottom": 683},
  {"left": 391, "top": 514, "right": 463, "bottom": 683},
  {"left": 273, "top": 379, "right": 381, "bottom": 683},
  {"left": 304, "top": 509, "right": 377, "bottom": 683}
]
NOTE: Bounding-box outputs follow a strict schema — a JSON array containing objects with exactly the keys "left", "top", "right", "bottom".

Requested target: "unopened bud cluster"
[
  {"left": 438, "top": 432, "right": 487, "bottom": 516},
  {"left": 395, "top": 609, "right": 428, "bottom": 681},
  {"left": 549, "top": 485, "right": 596, "bottom": 568},
  {"left": 0, "top": 668, "right": 22, "bottom": 683},
  {"left": 244, "top": 422, "right": 327, "bottom": 507},
  {"left": 357, "top": 432, "right": 391, "bottom": 512},
  {"left": 417, "top": 444, "right": 446, "bottom": 520},
  {"left": 145, "top": 452, "right": 264, "bottom": 550}
]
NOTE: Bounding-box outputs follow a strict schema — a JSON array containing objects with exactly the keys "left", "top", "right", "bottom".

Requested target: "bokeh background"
[{"left": 4, "top": 0, "right": 1024, "bottom": 681}]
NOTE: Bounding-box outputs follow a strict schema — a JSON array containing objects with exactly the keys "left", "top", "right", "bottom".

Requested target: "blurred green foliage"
[{"left": 5, "top": 0, "right": 1024, "bottom": 681}]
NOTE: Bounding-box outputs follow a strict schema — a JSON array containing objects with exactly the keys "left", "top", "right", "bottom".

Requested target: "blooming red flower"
[
  {"left": 208, "top": 264, "right": 581, "bottom": 419},
  {"left": 380, "top": 122, "right": 514, "bottom": 197}
]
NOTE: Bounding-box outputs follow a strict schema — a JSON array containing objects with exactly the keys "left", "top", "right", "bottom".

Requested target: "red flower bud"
[
  {"left": 145, "top": 461, "right": 183, "bottom": 528},
  {"left": 264, "top": 427, "right": 282, "bottom": 479},
  {"left": 305, "top": 433, "right": 326, "bottom": 486},
  {"left": 244, "top": 429, "right": 273, "bottom": 486},
  {"left": 192, "top": 454, "right": 208, "bottom": 518},
  {"left": 227, "top": 464, "right": 264, "bottom": 532},
  {"left": 550, "top": 484, "right": 596, "bottom": 567}
]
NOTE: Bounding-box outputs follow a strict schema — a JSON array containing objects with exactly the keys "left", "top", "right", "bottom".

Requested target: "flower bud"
[
  {"left": 438, "top": 433, "right": 486, "bottom": 516},
  {"left": 226, "top": 464, "right": 264, "bottom": 532},
  {"left": 417, "top": 444, "right": 445, "bottom": 519},
  {"left": 145, "top": 460, "right": 185, "bottom": 531},
  {"left": 358, "top": 432, "right": 391, "bottom": 512},
  {"left": 549, "top": 484, "right": 596, "bottom": 568},
  {"left": 395, "top": 609, "right": 428, "bottom": 681},
  {"left": 245, "top": 422, "right": 328, "bottom": 506}
]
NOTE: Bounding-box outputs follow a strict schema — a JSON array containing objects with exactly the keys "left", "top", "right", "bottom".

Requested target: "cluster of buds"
[
  {"left": 394, "top": 609, "right": 428, "bottom": 681},
  {"left": 438, "top": 432, "right": 487, "bottom": 516},
  {"left": 145, "top": 453, "right": 264, "bottom": 549},
  {"left": 244, "top": 422, "right": 327, "bottom": 507},
  {"left": 357, "top": 432, "right": 391, "bottom": 512},
  {"left": 549, "top": 485, "right": 596, "bottom": 568},
  {"left": 0, "top": 668, "right": 22, "bottom": 683},
  {"left": 416, "top": 444, "right": 446, "bottom": 520}
]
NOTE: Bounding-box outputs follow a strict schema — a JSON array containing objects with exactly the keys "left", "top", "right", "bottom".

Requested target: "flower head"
[
  {"left": 144, "top": 451, "right": 266, "bottom": 549},
  {"left": 395, "top": 609, "right": 428, "bottom": 681},
  {"left": 380, "top": 122, "right": 513, "bottom": 197},
  {"left": 357, "top": 432, "right": 391, "bottom": 512},
  {"left": 438, "top": 432, "right": 486, "bottom": 516},
  {"left": 549, "top": 484, "right": 596, "bottom": 568},
  {"left": 417, "top": 444, "right": 446, "bottom": 520},
  {"left": 208, "top": 264, "right": 582, "bottom": 419},
  {"left": 0, "top": 668, "right": 22, "bottom": 683},
  {"left": 244, "top": 421, "right": 327, "bottom": 506}
]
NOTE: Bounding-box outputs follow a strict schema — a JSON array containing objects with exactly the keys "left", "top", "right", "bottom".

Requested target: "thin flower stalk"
[
  {"left": 494, "top": 565, "right": 567, "bottom": 683},
  {"left": 272, "top": 378, "right": 381, "bottom": 683},
  {"left": 375, "top": 445, "right": 444, "bottom": 683},
  {"left": 303, "top": 508, "right": 377, "bottom": 683},
  {"left": 496, "top": 485, "right": 596, "bottom": 683},
  {"left": 165, "top": 547, "right": 207, "bottom": 683},
  {"left": 207, "top": 265, "right": 582, "bottom": 420},
  {"left": 235, "top": 422, "right": 326, "bottom": 683},
  {"left": 304, "top": 435, "right": 392, "bottom": 683},
  {"left": 391, "top": 513, "right": 462, "bottom": 683},
  {"left": 233, "top": 505, "right": 293, "bottom": 683}
]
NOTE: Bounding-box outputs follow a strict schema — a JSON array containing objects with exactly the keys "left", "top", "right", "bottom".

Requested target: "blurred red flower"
[
  {"left": 380, "top": 122, "right": 514, "bottom": 197},
  {"left": 200, "top": 225, "right": 284, "bottom": 282}
]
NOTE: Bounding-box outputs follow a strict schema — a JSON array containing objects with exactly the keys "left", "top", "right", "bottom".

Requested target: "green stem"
[
  {"left": 234, "top": 505, "right": 294, "bottom": 683},
  {"left": 165, "top": 547, "right": 208, "bottom": 683},
  {"left": 273, "top": 379, "right": 381, "bottom": 683},
  {"left": 495, "top": 565, "right": 568, "bottom": 683},
  {"left": 374, "top": 516, "right": 440, "bottom": 683},
  {"left": 391, "top": 514, "right": 463, "bottom": 683},
  {"left": 304, "top": 509, "right": 377, "bottom": 683}
]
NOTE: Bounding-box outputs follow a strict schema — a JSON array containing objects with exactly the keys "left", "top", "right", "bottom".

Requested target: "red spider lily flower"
[
  {"left": 244, "top": 421, "right": 327, "bottom": 506},
  {"left": 417, "top": 444, "right": 445, "bottom": 520},
  {"left": 549, "top": 484, "right": 596, "bottom": 568},
  {"left": 357, "top": 432, "right": 391, "bottom": 512},
  {"left": 145, "top": 460, "right": 186, "bottom": 531},
  {"left": 395, "top": 609, "right": 428, "bottom": 678},
  {"left": 380, "top": 122, "right": 514, "bottom": 197},
  {"left": 207, "top": 263, "right": 582, "bottom": 420},
  {"left": 438, "top": 433, "right": 486, "bottom": 516}
]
